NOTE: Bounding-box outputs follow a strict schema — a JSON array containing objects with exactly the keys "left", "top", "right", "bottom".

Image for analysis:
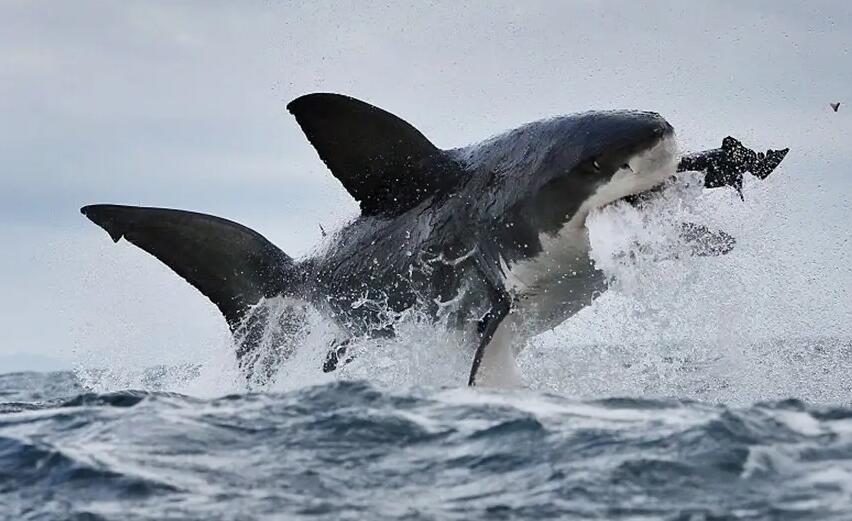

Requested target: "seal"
[{"left": 81, "top": 93, "right": 788, "bottom": 387}]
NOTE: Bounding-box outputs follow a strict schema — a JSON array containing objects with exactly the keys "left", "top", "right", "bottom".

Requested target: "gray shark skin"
[{"left": 81, "top": 93, "right": 787, "bottom": 387}]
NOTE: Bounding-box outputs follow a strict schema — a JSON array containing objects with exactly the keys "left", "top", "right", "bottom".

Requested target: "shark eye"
[{"left": 592, "top": 159, "right": 601, "bottom": 171}]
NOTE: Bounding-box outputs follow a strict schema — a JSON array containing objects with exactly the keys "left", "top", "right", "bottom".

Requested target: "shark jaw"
[{"left": 575, "top": 132, "right": 680, "bottom": 228}]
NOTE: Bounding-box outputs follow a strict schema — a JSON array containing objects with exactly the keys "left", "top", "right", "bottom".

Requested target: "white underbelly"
[{"left": 502, "top": 226, "right": 606, "bottom": 333}]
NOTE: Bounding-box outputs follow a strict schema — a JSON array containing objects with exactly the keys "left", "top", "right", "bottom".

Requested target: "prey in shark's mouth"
[{"left": 80, "top": 94, "right": 788, "bottom": 388}]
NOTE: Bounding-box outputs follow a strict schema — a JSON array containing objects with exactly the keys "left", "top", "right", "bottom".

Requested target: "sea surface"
[{"left": 4, "top": 365, "right": 852, "bottom": 520}]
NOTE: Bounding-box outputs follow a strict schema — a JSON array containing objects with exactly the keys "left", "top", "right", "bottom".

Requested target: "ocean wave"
[{"left": 3, "top": 375, "right": 852, "bottom": 519}]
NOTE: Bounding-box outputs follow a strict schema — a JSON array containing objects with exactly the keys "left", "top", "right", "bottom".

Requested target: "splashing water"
[
  {"left": 70, "top": 169, "right": 851, "bottom": 405},
  {"left": 523, "top": 171, "right": 852, "bottom": 405}
]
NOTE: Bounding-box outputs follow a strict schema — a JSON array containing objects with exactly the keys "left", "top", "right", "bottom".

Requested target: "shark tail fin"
[{"left": 80, "top": 204, "right": 303, "bottom": 372}]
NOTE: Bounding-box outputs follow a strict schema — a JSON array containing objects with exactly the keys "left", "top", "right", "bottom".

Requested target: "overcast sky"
[{"left": 1, "top": 1, "right": 849, "bottom": 372}]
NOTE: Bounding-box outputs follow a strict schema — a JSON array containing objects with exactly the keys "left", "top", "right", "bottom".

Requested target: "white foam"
[{"left": 774, "top": 410, "right": 824, "bottom": 437}]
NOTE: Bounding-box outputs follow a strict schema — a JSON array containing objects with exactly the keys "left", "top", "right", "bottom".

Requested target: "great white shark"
[{"left": 81, "top": 93, "right": 787, "bottom": 387}]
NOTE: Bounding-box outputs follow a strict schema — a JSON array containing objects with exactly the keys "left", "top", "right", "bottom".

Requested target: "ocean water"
[{"left": 5, "top": 368, "right": 852, "bottom": 521}]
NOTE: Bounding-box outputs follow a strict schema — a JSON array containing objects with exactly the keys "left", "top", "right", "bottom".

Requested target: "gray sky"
[{"left": 1, "top": 1, "right": 850, "bottom": 372}]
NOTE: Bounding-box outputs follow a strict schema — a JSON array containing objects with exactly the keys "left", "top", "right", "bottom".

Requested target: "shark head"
[
  {"left": 543, "top": 110, "right": 678, "bottom": 224},
  {"left": 470, "top": 110, "right": 679, "bottom": 237}
]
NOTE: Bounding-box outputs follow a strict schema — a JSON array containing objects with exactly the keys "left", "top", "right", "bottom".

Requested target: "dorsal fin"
[{"left": 287, "top": 93, "right": 459, "bottom": 216}]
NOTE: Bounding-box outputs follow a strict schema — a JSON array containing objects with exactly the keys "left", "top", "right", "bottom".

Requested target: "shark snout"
[
  {"left": 654, "top": 119, "right": 675, "bottom": 137},
  {"left": 634, "top": 111, "right": 674, "bottom": 143}
]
